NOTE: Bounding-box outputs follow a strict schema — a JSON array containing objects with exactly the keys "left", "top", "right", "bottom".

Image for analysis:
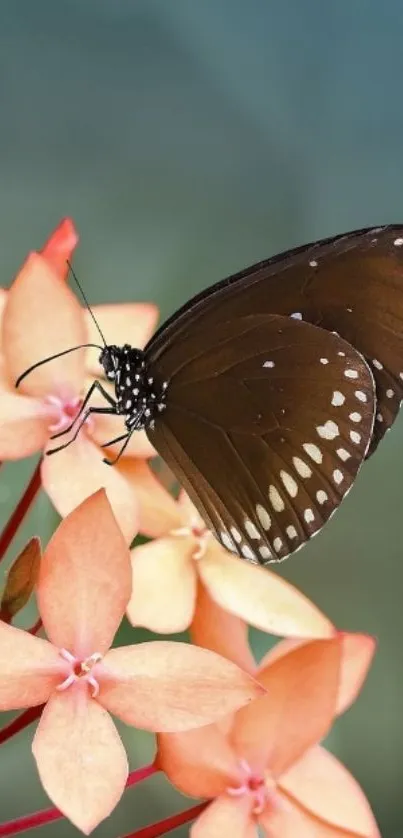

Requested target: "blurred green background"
[{"left": 1, "top": 1, "right": 403, "bottom": 835}]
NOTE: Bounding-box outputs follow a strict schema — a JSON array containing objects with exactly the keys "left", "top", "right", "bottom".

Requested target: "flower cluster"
[{"left": 0, "top": 221, "right": 380, "bottom": 837}]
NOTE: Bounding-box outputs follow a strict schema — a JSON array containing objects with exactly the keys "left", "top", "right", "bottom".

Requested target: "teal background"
[{"left": 0, "top": 1, "right": 403, "bottom": 835}]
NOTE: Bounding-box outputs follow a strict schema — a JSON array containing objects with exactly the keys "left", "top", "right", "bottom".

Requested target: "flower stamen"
[
  {"left": 227, "top": 760, "right": 280, "bottom": 817},
  {"left": 170, "top": 518, "right": 212, "bottom": 560},
  {"left": 57, "top": 649, "right": 103, "bottom": 697}
]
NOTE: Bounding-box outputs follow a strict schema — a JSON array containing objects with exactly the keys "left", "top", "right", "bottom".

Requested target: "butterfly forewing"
[
  {"left": 148, "top": 225, "right": 403, "bottom": 455},
  {"left": 147, "top": 314, "right": 375, "bottom": 563}
]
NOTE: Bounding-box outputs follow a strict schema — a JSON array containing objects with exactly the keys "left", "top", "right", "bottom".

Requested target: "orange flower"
[
  {"left": 157, "top": 622, "right": 379, "bottom": 838},
  {"left": 0, "top": 491, "right": 262, "bottom": 834},
  {"left": 127, "top": 489, "right": 333, "bottom": 639},
  {"left": 0, "top": 219, "right": 159, "bottom": 542}
]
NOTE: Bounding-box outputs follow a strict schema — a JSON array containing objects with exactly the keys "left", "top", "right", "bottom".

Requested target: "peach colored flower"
[
  {"left": 127, "top": 489, "right": 334, "bottom": 639},
  {"left": 157, "top": 627, "right": 379, "bottom": 838},
  {"left": 0, "top": 219, "right": 160, "bottom": 542},
  {"left": 0, "top": 491, "right": 262, "bottom": 834}
]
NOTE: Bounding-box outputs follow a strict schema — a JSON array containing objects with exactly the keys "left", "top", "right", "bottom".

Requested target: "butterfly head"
[{"left": 99, "top": 344, "right": 125, "bottom": 381}]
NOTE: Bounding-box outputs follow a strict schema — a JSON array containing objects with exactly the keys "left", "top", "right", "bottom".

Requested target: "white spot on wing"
[
  {"left": 273, "top": 537, "right": 283, "bottom": 553},
  {"left": 280, "top": 470, "right": 299, "bottom": 498},
  {"left": 304, "top": 508, "right": 315, "bottom": 524},
  {"left": 344, "top": 369, "right": 359, "bottom": 379},
  {"left": 292, "top": 456, "right": 312, "bottom": 478},
  {"left": 316, "top": 490, "right": 328, "bottom": 505},
  {"left": 309, "top": 260, "right": 318, "bottom": 267},
  {"left": 286, "top": 525, "right": 298, "bottom": 539},
  {"left": 333, "top": 469, "right": 344, "bottom": 485},
  {"left": 244, "top": 519, "right": 260, "bottom": 540},
  {"left": 372, "top": 359, "right": 383, "bottom": 370},
  {"left": 337, "top": 448, "right": 351, "bottom": 461},
  {"left": 316, "top": 420, "right": 339, "bottom": 440},
  {"left": 355, "top": 390, "right": 367, "bottom": 402},
  {"left": 256, "top": 504, "right": 272, "bottom": 530},
  {"left": 349, "top": 412, "right": 362, "bottom": 423},
  {"left": 269, "top": 486, "right": 285, "bottom": 512},
  {"left": 259, "top": 544, "right": 272, "bottom": 560},
  {"left": 394, "top": 237, "right": 403, "bottom": 246},
  {"left": 290, "top": 312, "right": 302, "bottom": 320},
  {"left": 241, "top": 544, "right": 257, "bottom": 561},
  {"left": 263, "top": 360, "right": 275, "bottom": 368},
  {"left": 350, "top": 430, "right": 361, "bottom": 444},
  {"left": 331, "top": 391, "right": 345, "bottom": 407},
  {"left": 303, "top": 442, "right": 323, "bottom": 464},
  {"left": 230, "top": 527, "right": 242, "bottom": 544},
  {"left": 320, "top": 357, "right": 329, "bottom": 365},
  {"left": 220, "top": 531, "right": 235, "bottom": 552}
]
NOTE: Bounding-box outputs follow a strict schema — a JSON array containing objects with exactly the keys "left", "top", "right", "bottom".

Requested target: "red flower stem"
[
  {"left": 121, "top": 803, "right": 208, "bottom": 838},
  {"left": 0, "top": 705, "right": 44, "bottom": 746},
  {"left": 28, "top": 617, "right": 42, "bottom": 635},
  {"left": 0, "top": 763, "right": 158, "bottom": 836},
  {"left": 0, "top": 463, "right": 41, "bottom": 562}
]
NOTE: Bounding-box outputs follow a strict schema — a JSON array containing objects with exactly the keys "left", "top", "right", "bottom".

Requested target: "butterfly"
[{"left": 16, "top": 225, "right": 403, "bottom": 564}]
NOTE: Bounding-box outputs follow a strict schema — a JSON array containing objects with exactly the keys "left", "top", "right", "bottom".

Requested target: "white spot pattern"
[
  {"left": 331, "top": 391, "right": 345, "bottom": 407},
  {"left": 259, "top": 545, "right": 272, "bottom": 560},
  {"left": 394, "top": 237, "right": 403, "bottom": 246},
  {"left": 333, "top": 469, "right": 344, "bottom": 485},
  {"left": 344, "top": 369, "right": 359, "bottom": 379},
  {"left": 349, "top": 412, "right": 362, "bottom": 423},
  {"left": 316, "top": 420, "right": 339, "bottom": 440},
  {"left": 304, "top": 508, "right": 315, "bottom": 524},
  {"left": 372, "top": 359, "right": 383, "bottom": 370},
  {"left": 269, "top": 485, "right": 285, "bottom": 512},
  {"left": 286, "top": 525, "right": 298, "bottom": 539},
  {"left": 316, "top": 490, "right": 328, "bottom": 505},
  {"left": 290, "top": 312, "right": 302, "bottom": 320},
  {"left": 292, "top": 457, "right": 312, "bottom": 478},
  {"left": 303, "top": 442, "right": 323, "bottom": 464},
  {"left": 263, "top": 361, "right": 275, "bottom": 368},
  {"left": 230, "top": 527, "right": 242, "bottom": 543},
  {"left": 280, "top": 470, "right": 299, "bottom": 498},
  {"left": 244, "top": 519, "right": 260, "bottom": 540},
  {"left": 256, "top": 504, "right": 272, "bottom": 530},
  {"left": 337, "top": 448, "right": 351, "bottom": 461},
  {"left": 355, "top": 390, "right": 367, "bottom": 402},
  {"left": 273, "top": 537, "right": 283, "bottom": 553},
  {"left": 350, "top": 430, "right": 361, "bottom": 444}
]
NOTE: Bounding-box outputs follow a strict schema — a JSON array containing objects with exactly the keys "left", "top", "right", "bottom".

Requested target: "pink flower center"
[
  {"left": 44, "top": 394, "right": 93, "bottom": 435},
  {"left": 171, "top": 519, "right": 212, "bottom": 560},
  {"left": 57, "top": 649, "right": 103, "bottom": 697},
  {"left": 227, "top": 759, "right": 281, "bottom": 817}
]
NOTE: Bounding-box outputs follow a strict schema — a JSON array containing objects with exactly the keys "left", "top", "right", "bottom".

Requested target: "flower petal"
[
  {"left": 128, "top": 537, "right": 197, "bottom": 633},
  {"left": 0, "top": 287, "right": 7, "bottom": 331},
  {"left": 0, "top": 621, "right": 62, "bottom": 709},
  {"left": 191, "top": 795, "right": 253, "bottom": 838},
  {"left": 41, "top": 218, "right": 79, "bottom": 279},
  {"left": 117, "top": 458, "right": 183, "bottom": 537},
  {"left": 37, "top": 489, "right": 132, "bottom": 656},
  {"left": 280, "top": 745, "right": 380, "bottom": 836},
  {"left": 4, "top": 253, "right": 86, "bottom": 397},
  {"left": 41, "top": 434, "right": 139, "bottom": 544},
  {"left": 198, "top": 546, "right": 333, "bottom": 638},
  {"left": 0, "top": 370, "right": 52, "bottom": 458},
  {"left": 85, "top": 302, "right": 159, "bottom": 376},
  {"left": 99, "top": 641, "right": 264, "bottom": 731},
  {"left": 231, "top": 638, "right": 341, "bottom": 776},
  {"left": 191, "top": 583, "right": 256, "bottom": 674},
  {"left": 335, "top": 633, "right": 376, "bottom": 715},
  {"left": 259, "top": 791, "right": 354, "bottom": 838},
  {"left": 32, "top": 690, "right": 128, "bottom": 834},
  {"left": 258, "top": 633, "right": 376, "bottom": 717},
  {"left": 157, "top": 725, "right": 241, "bottom": 798}
]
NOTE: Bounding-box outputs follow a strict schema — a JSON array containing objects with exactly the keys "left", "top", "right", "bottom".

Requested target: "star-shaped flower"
[
  {"left": 0, "top": 219, "right": 160, "bottom": 541},
  {"left": 0, "top": 491, "right": 262, "bottom": 833},
  {"left": 127, "top": 489, "right": 333, "bottom": 639},
  {"left": 157, "top": 611, "right": 379, "bottom": 838}
]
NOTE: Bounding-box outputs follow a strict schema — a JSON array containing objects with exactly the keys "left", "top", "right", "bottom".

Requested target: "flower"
[
  {"left": 127, "top": 489, "right": 333, "bottom": 639},
  {"left": 0, "top": 491, "right": 263, "bottom": 833},
  {"left": 0, "top": 219, "right": 160, "bottom": 542},
  {"left": 157, "top": 623, "right": 379, "bottom": 837}
]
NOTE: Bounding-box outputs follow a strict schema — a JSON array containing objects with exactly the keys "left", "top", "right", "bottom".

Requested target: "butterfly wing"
[
  {"left": 147, "top": 314, "right": 375, "bottom": 563},
  {"left": 148, "top": 225, "right": 403, "bottom": 455}
]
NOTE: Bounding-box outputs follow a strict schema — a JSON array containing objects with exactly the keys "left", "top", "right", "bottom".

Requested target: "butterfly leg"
[
  {"left": 49, "top": 380, "right": 117, "bottom": 441},
  {"left": 46, "top": 405, "right": 117, "bottom": 455},
  {"left": 103, "top": 429, "right": 135, "bottom": 465}
]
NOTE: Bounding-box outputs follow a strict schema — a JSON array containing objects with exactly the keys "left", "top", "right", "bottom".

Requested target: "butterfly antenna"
[
  {"left": 66, "top": 259, "right": 107, "bottom": 347},
  {"left": 15, "top": 344, "right": 104, "bottom": 388}
]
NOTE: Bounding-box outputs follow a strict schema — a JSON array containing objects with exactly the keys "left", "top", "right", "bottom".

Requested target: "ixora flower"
[
  {"left": 0, "top": 491, "right": 263, "bottom": 834},
  {"left": 157, "top": 614, "right": 379, "bottom": 838},
  {"left": 0, "top": 218, "right": 161, "bottom": 542},
  {"left": 127, "top": 489, "right": 334, "bottom": 640}
]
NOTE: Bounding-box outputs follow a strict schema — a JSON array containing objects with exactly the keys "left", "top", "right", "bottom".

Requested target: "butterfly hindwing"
[{"left": 147, "top": 314, "right": 375, "bottom": 563}]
